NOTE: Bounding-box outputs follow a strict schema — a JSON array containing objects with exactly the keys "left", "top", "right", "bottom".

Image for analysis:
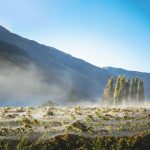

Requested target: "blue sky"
[{"left": 0, "top": 0, "right": 150, "bottom": 72}]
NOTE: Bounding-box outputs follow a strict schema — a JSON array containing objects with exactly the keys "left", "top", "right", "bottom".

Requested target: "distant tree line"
[{"left": 102, "top": 75, "right": 145, "bottom": 105}]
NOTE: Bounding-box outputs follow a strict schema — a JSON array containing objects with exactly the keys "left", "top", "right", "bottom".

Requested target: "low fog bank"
[
  {"left": 54, "top": 100, "right": 150, "bottom": 108},
  {"left": 0, "top": 61, "right": 149, "bottom": 107},
  {"left": 0, "top": 61, "right": 73, "bottom": 106},
  {"left": 100, "top": 100, "right": 150, "bottom": 108}
]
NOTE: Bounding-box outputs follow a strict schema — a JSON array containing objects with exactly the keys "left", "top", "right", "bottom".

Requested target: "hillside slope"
[{"left": 0, "top": 25, "right": 111, "bottom": 103}]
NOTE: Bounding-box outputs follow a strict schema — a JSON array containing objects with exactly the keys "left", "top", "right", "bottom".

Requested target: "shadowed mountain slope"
[{"left": 0, "top": 26, "right": 111, "bottom": 104}]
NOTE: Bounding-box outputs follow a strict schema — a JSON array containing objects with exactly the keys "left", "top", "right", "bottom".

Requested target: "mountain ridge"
[{"left": 103, "top": 66, "right": 150, "bottom": 74}]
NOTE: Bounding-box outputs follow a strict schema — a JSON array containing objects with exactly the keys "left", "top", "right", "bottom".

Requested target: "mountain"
[
  {"left": 0, "top": 25, "right": 149, "bottom": 105},
  {"left": 103, "top": 67, "right": 150, "bottom": 99},
  {"left": 0, "top": 25, "right": 111, "bottom": 104}
]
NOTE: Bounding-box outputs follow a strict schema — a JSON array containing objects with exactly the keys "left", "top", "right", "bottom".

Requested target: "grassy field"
[{"left": 0, "top": 103, "right": 150, "bottom": 150}]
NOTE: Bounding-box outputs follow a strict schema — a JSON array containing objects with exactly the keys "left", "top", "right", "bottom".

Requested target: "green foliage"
[
  {"left": 118, "top": 76, "right": 126, "bottom": 103},
  {"left": 130, "top": 78, "right": 135, "bottom": 100},
  {"left": 138, "top": 80, "right": 144, "bottom": 102},
  {"left": 16, "top": 138, "right": 29, "bottom": 150},
  {"left": 114, "top": 76, "right": 121, "bottom": 104},
  {"left": 0, "top": 106, "right": 150, "bottom": 150},
  {"left": 103, "top": 76, "right": 114, "bottom": 105},
  {"left": 46, "top": 110, "right": 54, "bottom": 116},
  {"left": 124, "top": 79, "right": 130, "bottom": 101},
  {"left": 103, "top": 75, "right": 145, "bottom": 105},
  {"left": 134, "top": 77, "right": 139, "bottom": 100},
  {"left": 0, "top": 132, "right": 149, "bottom": 150}
]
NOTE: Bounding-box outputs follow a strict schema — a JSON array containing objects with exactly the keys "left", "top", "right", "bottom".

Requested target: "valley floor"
[{"left": 0, "top": 104, "right": 150, "bottom": 149}]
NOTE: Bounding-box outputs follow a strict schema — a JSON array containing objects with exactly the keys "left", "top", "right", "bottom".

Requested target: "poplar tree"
[
  {"left": 114, "top": 76, "right": 121, "bottom": 104},
  {"left": 124, "top": 79, "right": 130, "bottom": 102},
  {"left": 138, "top": 79, "right": 144, "bottom": 102},
  {"left": 103, "top": 76, "right": 114, "bottom": 104},
  {"left": 118, "top": 76, "right": 126, "bottom": 103},
  {"left": 130, "top": 78, "right": 135, "bottom": 101},
  {"left": 134, "top": 77, "right": 139, "bottom": 101}
]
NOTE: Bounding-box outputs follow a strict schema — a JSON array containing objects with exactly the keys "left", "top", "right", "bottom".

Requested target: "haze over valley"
[{"left": 0, "top": 25, "right": 150, "bottom": 106}]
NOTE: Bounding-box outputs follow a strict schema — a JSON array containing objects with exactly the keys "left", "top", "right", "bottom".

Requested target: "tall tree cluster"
[{"left": 102, "top": 76, "right": 145, "bottom": 105}]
